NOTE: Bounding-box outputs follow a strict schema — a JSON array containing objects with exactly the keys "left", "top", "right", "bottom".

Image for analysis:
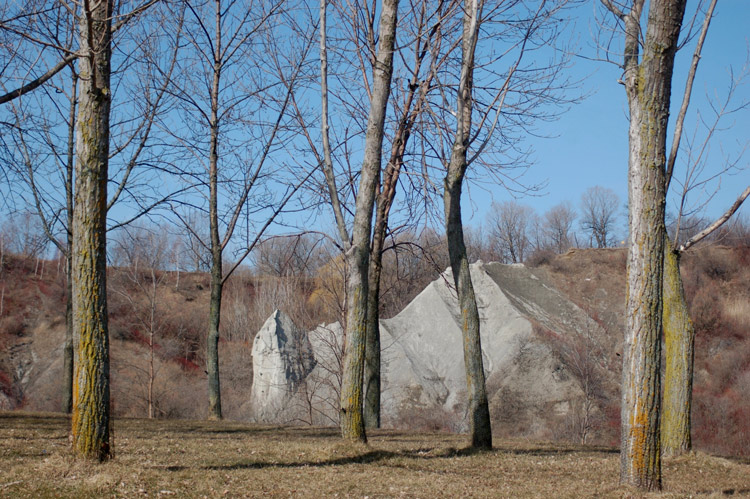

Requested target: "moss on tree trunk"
[
  {"left": 619, "top": 0, "right": 687, "bottom": 490},
  {"left": 661, "top": 240, "right": 694, "bottom": 457},
  {"left": 443, "top": 0, "right": 491, "bottom": 450},
  {"left": 71, "top": 0, "right": 113, "bottom": 462},
  {"left": 339, "top": 0, "right": 399, "bottom": 442}
]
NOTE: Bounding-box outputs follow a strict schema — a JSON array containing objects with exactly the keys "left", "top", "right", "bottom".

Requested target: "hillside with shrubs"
[{"left": 0, "top": 224, "right": 748, "bottom": 457}]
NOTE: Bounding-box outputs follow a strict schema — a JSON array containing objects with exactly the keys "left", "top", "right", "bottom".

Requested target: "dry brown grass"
[{"left": 1, "top": 412, "right": 748, "bottom": 498}]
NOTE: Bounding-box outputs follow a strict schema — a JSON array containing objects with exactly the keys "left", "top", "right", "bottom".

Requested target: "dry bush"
[
  {"left": 525, "top": 249, "right": 556, "bottom": 268},
  {"left": 378, "top": 229, "right": 449, "bottom": 319},
  {"left": 307, "top": 256, "right": 347, "bottom": 326},
  {"left": 220, "top": 272, "right": 257, "bottom": 343},
  {"left": 0, "top": 315, "right": 25, "bottom": 338},
  {"left": 683, "top": 244, "right": 750, "bottom": 457},
  {"left": 533, "top": 322, "right": 616, "bottom": 446},
  {"left": 694, "top": 247, "right": 739, "bottom": 280},
  {"left": 246, "top": 274, "right": 318, "bottom": 334},
  {"left": 111, "top": 339, "right": 205, "bottom": 419},
  {"left": 392, "top": 397, "right": 464, "bottom": 434},
  {"left": 218, "top": 339, "right": 254, "bottom": 420}
]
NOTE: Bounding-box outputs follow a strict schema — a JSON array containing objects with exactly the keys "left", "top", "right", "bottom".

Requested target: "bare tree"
[
  {"left": 1, "top": 0, "right": 180, "bottom": 416},
  {"left": 541, "top": 201, "right": 577, "bottom": 253},
  {"left": 110, "top": 224, "right": 170, "bottom": 418},
  {"left": 70, "top": 0, "right": 115, "bottom": 462},
  {"left": 329, "top": 0, "right": 400, "bottom": 442},
  {"left": 662, "top": 186, "right": 749, "bottom": 456},
  {"left": 423, "top": 0, "right": 577, "bottom": 448},
  {"left": 601, "top": 0, "right": 688, "bottom": 490},
  {"left": 286, "top": 0, "right": 462, "bottom": 430},
  {"left": 164, "top": 0, "right": 311, "bottom": 420},
  {"left": 0, "top": 212, "right": 49, "bottom": 260},
  {"left": 602, "top": 0, "right": 749, "bottom": 461},
  {"left": 252, "top": 234, "right": 323, "bottom": 278},
  {"left": 579, "top": 186, "right": 620, "bottom": 248},
  {"left": 363, "top": 0, "right": 462, "bottom": 429},
  {"left": 486, "top": 200, "right": 536, "bottom": 263},
  {"left": 442, "top": 0, "right": 492, "bottom": 449}
]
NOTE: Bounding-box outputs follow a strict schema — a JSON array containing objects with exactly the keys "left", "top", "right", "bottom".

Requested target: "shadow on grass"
[
  {"left": 492, "top": 444, "right": 619, "bottom": 457},
  {"left": 0, "top": 411, "right": 70, "bottom": 429},
  {"left": 200, "top": 449, "right": 413, "bottom": 471},
  {"left": 138, "top": 422, "right": 340, "bottom": 439},
  {"left": 189, "top": 443, "right": 619, "bottom": 472}
]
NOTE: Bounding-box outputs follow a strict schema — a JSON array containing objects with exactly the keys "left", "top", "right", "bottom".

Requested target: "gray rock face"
[
  {"left": 249, "top": 262, "right": 609, "bottom": 437},
  {"left": 250, "top": 310, "right": 315, "bottom": 422}
]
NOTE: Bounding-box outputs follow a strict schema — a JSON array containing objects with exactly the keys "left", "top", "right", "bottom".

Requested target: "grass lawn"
[{"left": 1, "top": 411, "right": 748, "bottom": 497}]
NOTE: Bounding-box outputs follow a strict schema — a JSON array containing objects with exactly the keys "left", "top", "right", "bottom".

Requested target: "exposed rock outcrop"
[
  {"left": 249, "top": 262, "right": 613, "bottom": 437},
  {"left": 250, "top": 310, "right": 316, "bottom": 422}
]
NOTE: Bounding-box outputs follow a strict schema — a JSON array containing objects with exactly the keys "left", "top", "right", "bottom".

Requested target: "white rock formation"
[
  {"left": 249, "top": 310, "right": 315, "bottom": 422},
  {"left": 249, "top": 262, "right": 610, "bottom": 436}
]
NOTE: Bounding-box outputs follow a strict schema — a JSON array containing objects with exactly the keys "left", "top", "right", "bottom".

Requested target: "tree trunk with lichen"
[
  {"left": 339, "top": 0, "right": 398, "bottom": 442},
  {"left": 207, "top": 249, "right": 223, "bottom": 420},
  {"left": 444, "top": 0, "right": 491, "bottom": 450},
  {"left": 619, "top": 0, "right": 687, "bottom": 490},
  {"left": 71, "top": 0, "right": 113, "bottom": 462},
  {"left": 661, "top": 239, "right": 694, "bottom": 457}
]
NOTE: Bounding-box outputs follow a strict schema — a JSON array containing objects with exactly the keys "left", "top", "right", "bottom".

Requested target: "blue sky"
[{"left": 464, "top": 0, "right": 750, "bottom": 229}]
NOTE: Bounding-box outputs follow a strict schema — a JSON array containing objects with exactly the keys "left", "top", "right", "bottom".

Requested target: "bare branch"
[
  {"left": 678, "top": 185, "right": 750, "bottom": 252},
  {"left": 0, "top": 54, "right": 76, "bottom": 105},
  {"left": 601, "top": 0, "right": 626, "bottom": 20},
  {"left": 0, "top": 0, "right": 159, "bottom": 105},
  {"left": 320, "top": 0, "right": 351, "bottom": 247},
  {"left": 665, "top": 0, "right": 717, "bottom": 191}
]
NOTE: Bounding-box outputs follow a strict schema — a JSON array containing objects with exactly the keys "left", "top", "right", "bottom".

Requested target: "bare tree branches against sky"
[{"left": 512, "top": 0, "right": 749, "bottom": 226}]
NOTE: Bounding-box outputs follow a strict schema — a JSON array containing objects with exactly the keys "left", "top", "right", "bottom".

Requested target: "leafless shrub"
[
  {"left": 534, "top": 321, "right": 613, "bottom": 445},
  {"left": 526, "top": 249, "right": 556, "bottom": 268}
]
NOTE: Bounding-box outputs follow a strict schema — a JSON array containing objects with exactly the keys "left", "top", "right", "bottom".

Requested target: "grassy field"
[{"left": 1, "top": 412, "right": 748, "bottom": 498}]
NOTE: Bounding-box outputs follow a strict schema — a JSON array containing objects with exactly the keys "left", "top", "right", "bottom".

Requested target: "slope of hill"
[
  {"left": 532, "top": 246, "right": 750, "bottom": 456},
  {"left": 1, "top": 245, "right": 748, "bottom": 457}
]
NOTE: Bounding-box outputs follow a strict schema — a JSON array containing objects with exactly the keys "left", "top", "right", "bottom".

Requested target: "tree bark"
[
  {"left": 619, "top": 0, "right": 686, "bottom": 490},
  {"left": 363, "top": 225, "right": 384, "bottom": 429},
  {"left": 207, "top": 251, "right": 223, "bottom": 419},
  {"left": 339, "top": 0, "right": 399, "bottom": 442},
  {"left": 206, "top": 0, "right": 224, "bottom": 420},
  {"left": 444, "top": 0, "right": 491, "bottom": 450},
  {"left": 71, "top": 0, "right": 113, "bottom": 462},
  {"left": 363, "top": 2, "right": 439, "bottom": 429},
  {"left": 661, "top": 239, "right": 694, "bottom": 457}
]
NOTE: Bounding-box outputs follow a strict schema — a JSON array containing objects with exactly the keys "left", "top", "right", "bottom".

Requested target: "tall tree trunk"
[
  {"left": 444, "top": 0, "right": 491, "bottom": 450},
  {"left": 363, "top": 224, "right": 384, "bottom": 429},
  {"left": 149, "top": 325, "right": 155, "bottom": 419},
  {"left": 206, "top": 0, "right": 223, "bottom": 420},
  {"left": 62, "top": 66, "right": 77, "bottom": 415},
  {"left": 363, "top": 3, "right": 440, "bottom": 428},
  {"left": 620, "top": 0, "right": 686, "bottom": 489},
  {"left": 71, "top": 0, "right": 113, "bottom": 462},
  {"left": 207, "top": 252, "right": 223, "bottom": 419},
  {"left": 661, "top": 239, "right": 694, "bottom": 456},
  {"left": 339, "top": 0, "right": 399, "bottom": 442},
  {"left": 661, "top": 188, "right": 749, "bottom": 457},
  {"left": 148, "top": 268, "right": 156, "bottom": 419}
]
